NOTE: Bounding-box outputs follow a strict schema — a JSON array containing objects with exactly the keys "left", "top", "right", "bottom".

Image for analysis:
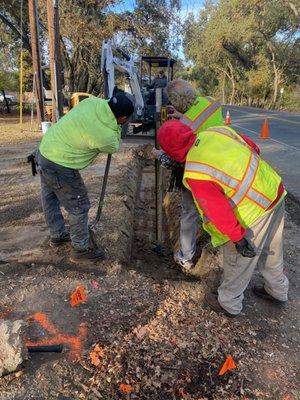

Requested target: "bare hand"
[{"left": 167, "top": 106, "right": 183, "bottom": 120}]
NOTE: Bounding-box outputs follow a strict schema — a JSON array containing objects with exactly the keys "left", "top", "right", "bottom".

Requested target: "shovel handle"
[{"left": 89, "top": 153, "right": 112, "bottom": 229}]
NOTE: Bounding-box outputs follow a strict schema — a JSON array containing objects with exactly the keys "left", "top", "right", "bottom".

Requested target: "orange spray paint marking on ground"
[
  {"left": 26, "top": 312, "right": 88, "bottom": 361},
  {"left": 218, "top": 355, "right": 237, "bottom": 376},
  {"left": 70, "top": 286, "right": 87, "bottom": 307}
]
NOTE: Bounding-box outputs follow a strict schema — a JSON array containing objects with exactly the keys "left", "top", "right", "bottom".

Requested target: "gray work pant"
[
  {"left": 37, "top": 152, "right": 90, "bottom": 251},
  {"left": 175, "top": 189, "right": 199, "bottom": 262},
  {"left": 218, "top": 201, "right": 289, "bottom": 315}
]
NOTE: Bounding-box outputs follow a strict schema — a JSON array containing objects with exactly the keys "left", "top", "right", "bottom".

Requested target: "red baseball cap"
[{"left": 157, "top": 119, "right": 196, "bottom": 162}]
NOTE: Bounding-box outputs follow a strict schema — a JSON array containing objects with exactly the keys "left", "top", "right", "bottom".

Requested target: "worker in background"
[
  {"left": 148, "top": 69, "right": 168, "bottom": 105},
  {"left": 37, "top": 93, "right": 134, "bottom": 263},
  {"left": 157, "top": 119, "right": 288, "bottom": 317},
  {"left": 153, "top": 79, "right": 225, "bottom": 272},
  {"left": 150, "top": 69, "right": 168, "bottom": 89}
]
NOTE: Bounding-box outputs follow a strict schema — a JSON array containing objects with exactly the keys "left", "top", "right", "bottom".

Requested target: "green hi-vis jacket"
[
  {"left": 39, "top": 97, "right": 121, "bottom": 169},
  {"left": 180, "top": 96, "right": 224, "bottom": 132}
]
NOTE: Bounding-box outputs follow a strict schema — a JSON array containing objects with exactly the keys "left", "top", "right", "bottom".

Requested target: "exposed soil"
[{"left": 0, "top": 118, "right": 299, "bottom": 399}]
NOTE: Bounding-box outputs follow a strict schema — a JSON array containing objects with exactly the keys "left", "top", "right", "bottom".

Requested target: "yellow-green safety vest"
[
  {"left": 183, "top": 126, "right": 285, "bottom": 247},
  {"left": 181, "top": 96, "right": 224, "bottom": 132}
]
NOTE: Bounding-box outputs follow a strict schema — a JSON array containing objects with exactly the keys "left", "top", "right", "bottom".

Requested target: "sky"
[{"left": 111, "top": 0, "right": 205, "bottom": 19}]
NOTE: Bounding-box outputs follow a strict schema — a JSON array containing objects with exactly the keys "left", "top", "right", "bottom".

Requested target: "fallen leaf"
[
  {"left": 70, "top": 286, "right": 87, "bottom": 307},
  {"left": 91, "top": 280, "right": 100, "bottom": 289},
  {"left": 170, "top": 336, "right": 177, "bottom": 346},
  {"left": 218, "top": 355, "right": 237, "bottom": 376},
  {"left": 0, "top": 308, "right": 13, "bottom": 319},
  {"left": 134, "top": 325, "right": 148, "bottom": 340},
  {"left": 119, "top": 383, "right": 133, "bottom": 394},
  {"left": 89, "top": 344, "right": 105, "bottom": 366},
  {"left": 176, "top": 387, "right": 189, "bottom": 399}
]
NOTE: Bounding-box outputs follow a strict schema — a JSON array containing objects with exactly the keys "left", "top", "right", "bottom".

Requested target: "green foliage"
[
  {"left": 183, "top": 0, "right": 300, "bottom": 110},
  {"left": 120, "top": 0, "right": 181, "bottom": 57},
  {"left": 0, "top": 70, "right": 19, "bottom": 91},
  {"left": 0, "top": 0, "right": 181, "bottom": 95}
]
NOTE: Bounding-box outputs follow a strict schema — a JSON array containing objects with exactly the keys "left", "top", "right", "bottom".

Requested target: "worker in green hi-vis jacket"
[{"left": 37, "top": 92, "right": 134, "bottom": 263}]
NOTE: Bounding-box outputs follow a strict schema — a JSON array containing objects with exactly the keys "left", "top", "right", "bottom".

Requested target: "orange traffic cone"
[
  {"left": 260, "top": 118, "right": 269, "bottom": 139},
  {"left": 225, "top": 110, "right": 231, "bottom": 125}
]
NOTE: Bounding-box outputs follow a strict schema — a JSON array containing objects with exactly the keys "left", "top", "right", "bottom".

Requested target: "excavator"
[{"left": 100, "top": 39, "right": 176, "bottom": 136}]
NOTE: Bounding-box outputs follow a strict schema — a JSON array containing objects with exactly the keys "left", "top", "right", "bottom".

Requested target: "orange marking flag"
[
  {"left": 218, "top": 355, "right": 237, "bottom": 376},
  {"left": 70, "top": 286, "right": 87, "bottom": 307}
]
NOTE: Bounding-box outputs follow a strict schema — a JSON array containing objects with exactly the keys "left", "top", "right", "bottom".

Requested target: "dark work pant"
[{"left": 37, "top": 152, "right": 90, "bottom": 250}]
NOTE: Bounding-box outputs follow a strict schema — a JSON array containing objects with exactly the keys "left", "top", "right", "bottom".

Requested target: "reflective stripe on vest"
[
  {"left": 206, "top": 127, "right": 246, "bottom": 145},
  {"left": 180, "top": 99, "right": 221, "bottom": 131},
  {"left": 185, "top": 161, "right": 240, "bottom": 189},
  {"left": 247, "top": 188, "right": 272, "bottom": 209},
  {"left": 231, "top": 152, "right": 259, "bottom": 205},
  {"left": 180, "top": 115, "right": 191, "bottom": 125}
]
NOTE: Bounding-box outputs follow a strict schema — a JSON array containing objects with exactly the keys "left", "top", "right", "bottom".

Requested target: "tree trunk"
[
  {"left": 266, "top": 41, "right": 280, "bottom": 109},
  {"left": 2, "top": 90, "right": 11, "bottom": 113},
  {"left": 221, "top": 71, "right": 225, "bottom": 104},
  {"left": 227, "top": 62, "right": 236, "bottom": 105}
]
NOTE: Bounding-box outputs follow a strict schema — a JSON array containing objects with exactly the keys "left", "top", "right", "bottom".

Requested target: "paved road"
[{"left": 224, "top": 106, "right": 300, "bottom": 201}]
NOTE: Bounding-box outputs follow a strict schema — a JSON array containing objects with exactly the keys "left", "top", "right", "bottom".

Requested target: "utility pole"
[
  {"left": 28, "top": 0, "right": 44, "bottom": 125},
  {"left": 47, "top": 0, "right": 63, "bottom": 122}
]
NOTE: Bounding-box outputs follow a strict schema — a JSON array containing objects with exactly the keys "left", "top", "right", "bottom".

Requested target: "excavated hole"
[{"left": 129, "top": 155, "right": 218, "bottom": 284}]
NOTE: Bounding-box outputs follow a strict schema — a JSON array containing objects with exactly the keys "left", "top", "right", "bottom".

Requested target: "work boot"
[
  {"left": 174, "top": 255, "right": 194, "bottom": 272},
  {"left": 204, "top": 292, "right": 238, "bottom": 318},
  {"left": 252, "top": 286, "right": 285, "bottom": 303},
  {"left": 70, "top": 247, "right": 105, "bottom": 263},
  {"left": 50, "top": 232, "right": 71, "bottom": 247}
]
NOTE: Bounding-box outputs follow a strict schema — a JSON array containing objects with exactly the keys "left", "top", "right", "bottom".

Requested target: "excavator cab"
[
  {"left": 140, "top": 56, "right": 175, "bottom": 95},
  {"left": 132, "top": 56, "right": 176, "bottom": 134}
]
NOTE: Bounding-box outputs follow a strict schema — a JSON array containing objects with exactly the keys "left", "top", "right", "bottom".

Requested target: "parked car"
[{"left": 0, "top": 94, "right": 15, "bottom": 104}]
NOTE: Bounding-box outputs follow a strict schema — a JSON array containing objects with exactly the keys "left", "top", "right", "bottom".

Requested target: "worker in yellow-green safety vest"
[
  {"left": 157, "top": 119, "right": 289, "bottom": 317},
  {"left": 152, "top": 79, "right": 225, "bottom": 272}
]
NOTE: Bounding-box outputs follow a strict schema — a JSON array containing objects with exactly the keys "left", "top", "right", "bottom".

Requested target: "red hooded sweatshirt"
[{"left": 157, "top": 120, "right": 263, "bottom": 242}]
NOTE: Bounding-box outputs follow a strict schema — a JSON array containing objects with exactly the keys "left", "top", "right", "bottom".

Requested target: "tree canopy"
[
  {"left": 184, "top": 0, "right": 300, "bottom": 109},
  {"left": 0, "top": 0, "right": 181, "bottom": 95}
]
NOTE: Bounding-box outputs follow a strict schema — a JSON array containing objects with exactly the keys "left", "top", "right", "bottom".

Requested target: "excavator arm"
[{"left": 101, "top": 39, "right": 144, "bottom": 117}]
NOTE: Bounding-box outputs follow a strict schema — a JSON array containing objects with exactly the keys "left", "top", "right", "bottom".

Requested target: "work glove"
[
  {"left": 234, "top": 238, "right": 256, "bottom": 258},
  {"left": 151, "top": 147, "right": 162, "bottom": 159}
]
